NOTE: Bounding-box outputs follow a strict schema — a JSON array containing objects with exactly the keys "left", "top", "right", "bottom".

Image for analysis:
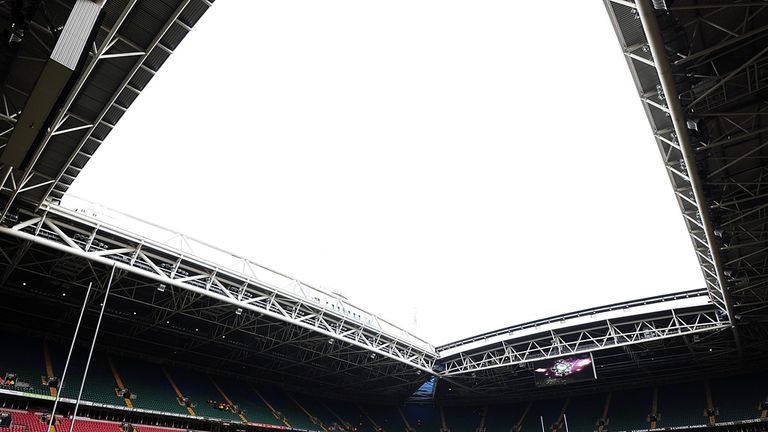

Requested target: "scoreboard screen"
[{"left": 532, "top": 353, "right": 596, "bottom": 387}]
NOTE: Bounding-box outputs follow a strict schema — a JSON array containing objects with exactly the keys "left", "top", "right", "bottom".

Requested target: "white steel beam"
[{"left": 0, "top": 204, "right": 438, "bottom": 373}]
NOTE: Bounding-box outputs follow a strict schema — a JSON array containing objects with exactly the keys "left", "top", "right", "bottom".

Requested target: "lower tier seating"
[{"left": 0, "top": 410, "right": 199, "bottom": 432}]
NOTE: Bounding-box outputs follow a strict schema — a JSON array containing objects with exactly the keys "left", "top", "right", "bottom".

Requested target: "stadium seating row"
[
  {"left": 0, "top": 409, "right": 194, "bottom": 432},
  {"left": 1, "top": 337, "right": 766, "bottom": 431}
]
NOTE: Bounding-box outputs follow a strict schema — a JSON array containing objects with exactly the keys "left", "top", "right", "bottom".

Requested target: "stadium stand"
[
  {"left": 215, "top": 378, "right": 280, "bottom": 425},
  {"left": 323, "top": 399, "right": 372, "bottom": 432},
  {"left": 403, "top": 404, "right": 442, "bottom": 431},
  {"left": 607, "top": 388, "right": 653, "bottom": 432},
  {"left": 4, "top": 0, "right": 768, "bottom": 431},
  {"left": 1, "top": 332, "right": 767, "bottom": 432},
  {"left": 1, "top": 410, "right": 53, "bottom": 432},
  {"left": 521, "top": 399, "right": 564, "bottom": 432},
  {"left": 443, "top": 405, "right": 481, "bottom": 432},
  {"left": 563, "top": 393, "right": 605, "bottom": 432},
  {"left": 360, "top": 404, "right": 405, "bottom": 432},
  {"left": 484, "top": 402, "right": 527, "bottom": 432},
  {"left": 262, "top": 389, "right": 319, "bottom": 431},
  {"left": 50, "top": 348, "right": 123, "bottom": 407},
  {"left": 207, "top": 376, "right": 248, "bottom": 422},
  {"left": 0, "top": 338, "right": 48, "bottom": 396},
  {"left": 58, "top": 416, "right": 194, "bottom": 432},
  {"left": 289, "top": 393, "right": 337, "bottom": 430},
  {"left": 0, "top": 409, "right": 198, "bottom": 432},
  {"left": 657, "top": 382, "right": 707, "bottom": 428},
  {"left": 163, "top": 368, "right": 242, "bottom": 422},
  {"left": 711, "top": 374, "right": 768, "bottom": 423},
  {"left": 111, "top": 358, "right": 188, "bottom": 416}
]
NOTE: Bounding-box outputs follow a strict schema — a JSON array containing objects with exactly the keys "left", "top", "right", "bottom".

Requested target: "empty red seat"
[{"left": 0, "top": 411, "right": 192, "bottom": 432}]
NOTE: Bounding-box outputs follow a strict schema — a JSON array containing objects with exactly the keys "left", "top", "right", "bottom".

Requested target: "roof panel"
[
  {"left": 99, "top": 0, "right": 130, "bottom": 30},
  {"left": 144, "top": 46, "right": 171, "bottom": 72},
  {"left": 91, "top": 122, "right": 113, "bottom": 142},
  {"left": 0, "top": 0, "right": 212, "bottom": 206},
  {"left": 102, "top": 105, "right": 126, "bottom": 127},
  {"left": 180, "top": 0, "right": 210, "bottom": 27},
  {"left": 116, "top": 86, "right": 140, "bottom": 108},
  {"left": 160, "top": 22, "right": 189, "bottom": 51}
]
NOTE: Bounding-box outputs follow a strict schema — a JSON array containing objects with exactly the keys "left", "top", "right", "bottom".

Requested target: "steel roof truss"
[
  {"left": 0, "top": 205, "right": 439, "bottom": 373},
  {"left": 441, "top": 308, "right": 729, "bottom": 375}
]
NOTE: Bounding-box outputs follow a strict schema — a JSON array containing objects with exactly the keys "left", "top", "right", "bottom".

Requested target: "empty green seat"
[
  {"left": 0, "top": 338, "right": 49, "bottom": 396},
  {"left": 404, "top": 404, "right": 441, "bottom": 431},
  {"left": 711, "top": 374, "right": 767, "bottom": 422},
  {"left": 564, "top": 393, "right": 605, "bottom": 432},
  {"left": 363, "top": 404, "right": 406, "bottom": 431},
  {"left": 218, "top": 378, "right": 282, "bottom": 426},
  {"left": 485, "top": 402, "right": 527, "bottom": 432},
  {"left": 444, "top": 405, "right": 482, "bottom": 432},
  {"left": 261, "top": 387, "right": 319, "bottom": 431},
  {"left": 167, "top": 368, "right": 242, "bottom": 422},
  {"left": 114, "top": 357, "right": 188, "bottom": 416},
  {"left": 607, "top": 388, "right": 652, "bottom": 432},
  {"left": 522, "top": 400, "right": 565, "bottom": 432},
  {"left": 657, "top": 382, "right": 706, "bottom": 428}
]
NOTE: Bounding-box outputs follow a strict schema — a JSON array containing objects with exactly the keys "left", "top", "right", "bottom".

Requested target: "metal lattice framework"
[
  {"left": 0, "top": 202, "right": 437, "bottom": 373},
  {"left": 437, "top": 325, "right": 740, "bottom": 401},
  {"left": 439, "top": 295, "right": 729, "bottom": 376},
  {"left": 603, "top": 0, "right": 768, "bottom": 346}
]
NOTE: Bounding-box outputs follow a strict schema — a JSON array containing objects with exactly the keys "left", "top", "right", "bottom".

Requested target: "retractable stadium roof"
[{"left": 2, "top": 0, "right": 768, "bottom": 405}]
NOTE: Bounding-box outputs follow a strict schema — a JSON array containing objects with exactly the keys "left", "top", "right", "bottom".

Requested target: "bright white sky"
[{"left": 65, "top": 0, "right": 703, "bottom": 345}]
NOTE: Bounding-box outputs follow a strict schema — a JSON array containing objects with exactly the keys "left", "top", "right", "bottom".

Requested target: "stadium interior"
[{"left": 1, "top": 0, "right": 768, "bottom": 431}]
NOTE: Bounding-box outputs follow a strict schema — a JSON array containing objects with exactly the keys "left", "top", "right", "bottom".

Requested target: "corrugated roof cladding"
[{"left": 16, "top": 0, "right": 214, "bottom": 204}]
